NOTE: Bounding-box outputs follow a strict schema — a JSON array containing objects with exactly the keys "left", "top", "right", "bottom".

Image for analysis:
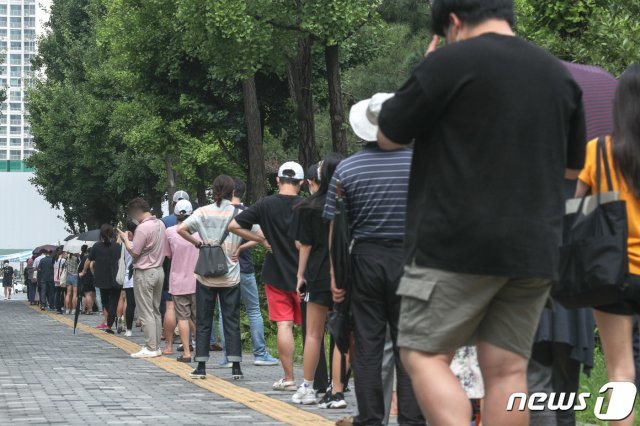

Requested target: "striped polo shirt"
[{"left": 323, "top": 142, "right": 413, "bottom": 240}]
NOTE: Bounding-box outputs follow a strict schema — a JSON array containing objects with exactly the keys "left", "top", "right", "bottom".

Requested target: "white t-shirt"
[{"left": 123, "top": 249, "right": 134, "bottom": 289}]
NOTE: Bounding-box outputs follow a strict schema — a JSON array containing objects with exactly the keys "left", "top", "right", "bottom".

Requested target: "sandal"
[{"left": 177, "top": 355, "right": 192, "bottom": 363}]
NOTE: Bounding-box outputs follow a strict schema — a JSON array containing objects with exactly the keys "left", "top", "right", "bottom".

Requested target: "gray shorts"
[
  {"left": 397, "top": 265, "right": 550, "bottom": 359},
  {"left": 173, "top": 294, "right": 196, "bottom": 322}
]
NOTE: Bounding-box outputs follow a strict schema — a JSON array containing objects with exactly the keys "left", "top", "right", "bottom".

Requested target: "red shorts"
[{"left": 264, "top": 284, "right": 302, "bottom": 325}]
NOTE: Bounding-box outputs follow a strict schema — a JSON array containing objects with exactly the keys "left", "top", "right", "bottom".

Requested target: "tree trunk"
[
  {"left": 287, "top": 36, "right": 319, "bottom": 169},
  {"left": 196, "top": 165, "right": 207, "bottom": 207},
  {"left": 164, "top": 156, "right": 177, "bottom": 207},
  {"left": 242, "top": 76, "right": 266, "bottom": 204},
  {"left": 325, "top": 44, "right": 348, "bottom": 156}
]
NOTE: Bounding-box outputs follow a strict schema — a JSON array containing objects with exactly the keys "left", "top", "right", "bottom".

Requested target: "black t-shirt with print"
[
  {"left": 295, "top": 207, "right": 331, "bottom": 292},
  {"left": 88, "top": 242, "right": 121, "bottom": 289},
  {"left": 235, "top": 194, "right": 302, "bottom": 292},
  {"left": 378, "top": 33, "right": 586, "bottom": 280},
  {"left": 2, "top": 265, "right": 14, "bottom": 286}
]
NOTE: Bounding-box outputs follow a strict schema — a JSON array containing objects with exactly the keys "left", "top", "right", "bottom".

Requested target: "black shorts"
[
  {"left": 2, "top": 282, "right": 12, "bottom": 288},
  {"left": 306, "top": 291, "right": 333, "bottom": 309},
  {"left": 594, "top": 274, "right": 640, "bottom": 315}
]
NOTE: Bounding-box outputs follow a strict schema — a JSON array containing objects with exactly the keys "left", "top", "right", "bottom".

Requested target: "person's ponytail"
[{"left": 211, "top": 175, "right": 235, "bottom": 207}]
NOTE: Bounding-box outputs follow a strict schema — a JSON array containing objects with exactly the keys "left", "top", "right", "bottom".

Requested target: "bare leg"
[
  {"left": 84, "top": 292, "right": 94, "bottom": 314},
  {"left": 477, "top": 341, "right": 529, "bottom": 426},
  {"left": 178, "top": 319, "right": 192, "bottom": 358},
  {"left": 277, "top": 320, "right": 295, "bottom": 381},
  {"left": 593, "top": 310, "right": 635, "bottom": 426},
  {"left": 302, "top": 303, "right": 329, "bottom": 381},
  {"left": 162, "top": 301, "right": 176, "bottom": 355},
  {"left": 400, "top": 348, "right": 465, "bottom": 425},
  {"left": 331, "top": 345, "right": 350, "bottom": 393},
  {"left": 117, "top": 291, "right": 125, "bottom": 319}
]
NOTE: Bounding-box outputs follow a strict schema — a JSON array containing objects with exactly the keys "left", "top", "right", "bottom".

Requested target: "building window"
[
  {"left": 10, "top": 29, "right": 21, "bottom": 41},
  {"left": 23, "top": 149, "right": 33, "bottom": 159},
  {"left": 9, "top": 66, "right": 20, "bottom": 77},
  {"left": 0, "top": 138, "right": 5, "bottom": 147},
  {"left": 9, "top": 78, "right": 20, "bottom": 86},
  {"left": 24, "top": 17, "right": 35, "bottom": 28},
  {"left": 0, "top": 5, "right": 6, "bottom": 15},
  {"left": 10, "top": 17, "right": 20, "bottom": 28},
  {"left": 0, "top": 150, "right": 6, "bottom": 159},
  {"left": 0, "top": 17, "right": 7, "bottom": 27},
  {"left": 24, "top": 41, "right": 35, "bottom": 52},
  {"left": 24, "top": 138, "right": 34, "bottom": 149},
  {"left": 9, "top": 115, "right": 20, "bottom": 125},
  {"left": 10, "top": 5, "right": 21, "bottom": 17},
  {"left": 24, "top": 5, "right": 36, "bottom": 16},
  {"left": 23, "top": 65, "right": 31, "bottom": 77},
  {"left": 9, "top": 91, "right": 20, "bottom": 102},
  {"left": 0, "top": 126, "right": 5, "bottom": 135},
  {"left": 10, "top": 137, "right": 20, "bottom": 146},
  {"left": 10, "top": 150, "right": 21, "bottom": 160},
  {"left": 0, "top": 115, "right": 5, "bottom": 125},
  {"left": 0, "top": 67, "right": 5, "bottom": 76},
  {"left": 24, "top": 29, "right": 35, "bottom": 40},
  {"left": 9, "top": 127, "right": 20, "bottom": 136},
  {"left": 0, "top": 78, "right": 6, "bottom": 87},
  {"left": 10, "top": 41, "right": 20, "bottom": 50},
  {"left": 9, "top": 103, "right": 20, "bottom": 111},
  {"left": 9, "top": 54, "right": 20, "bottom": 65}
]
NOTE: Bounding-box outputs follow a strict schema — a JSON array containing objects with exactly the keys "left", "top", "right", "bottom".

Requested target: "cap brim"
[{"left": 349, "top": 99, "right": 378, "bottom": 142}]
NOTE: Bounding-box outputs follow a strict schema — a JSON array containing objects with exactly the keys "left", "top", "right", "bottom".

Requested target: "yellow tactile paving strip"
[{"left": 27, "top": 302, "right": 333, "bottom": 425}]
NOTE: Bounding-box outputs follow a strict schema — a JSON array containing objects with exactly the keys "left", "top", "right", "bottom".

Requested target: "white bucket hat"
[{"left": 349, "top": 93, "right": 395, "bottom": 142}]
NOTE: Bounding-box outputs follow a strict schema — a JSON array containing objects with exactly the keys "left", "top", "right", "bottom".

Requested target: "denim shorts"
[{"left": 66, "top": 274, "right": 78, "bottom": 287}]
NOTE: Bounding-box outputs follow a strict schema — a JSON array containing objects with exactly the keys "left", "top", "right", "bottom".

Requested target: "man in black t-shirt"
[
  {"left": 2, "top": 260, "right": 15, "bottom": 300},
  {"left": 377, "top": 1, "right": 586, "bottom": 424},
  {"left": 229, "top": 162, "right": 304, "bottom": 392}
]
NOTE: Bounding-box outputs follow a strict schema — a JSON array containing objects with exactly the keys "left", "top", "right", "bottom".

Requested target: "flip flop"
[{"left": 177, "top": 355, "right": 192, "bottom": 363}]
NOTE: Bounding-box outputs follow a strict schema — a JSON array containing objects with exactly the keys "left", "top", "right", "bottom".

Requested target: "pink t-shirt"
[
  {"left": 163, "top": 226, "right": 200, "bottom": 295},
  {"left": 132, "top": 216, "right": 165, "bottom": 270}
]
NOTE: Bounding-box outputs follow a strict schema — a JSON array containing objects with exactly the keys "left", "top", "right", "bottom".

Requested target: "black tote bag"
[
  {"left": 552, "top": 137, "right": 629, "bottom": 308},
  {"left": 194, "top": 207, "right": 238, "bottom": 278}
]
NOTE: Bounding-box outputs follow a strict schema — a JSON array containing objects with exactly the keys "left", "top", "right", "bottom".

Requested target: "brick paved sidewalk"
[{"left": 0, "top": 294, "right": 373, "bottom": 425}]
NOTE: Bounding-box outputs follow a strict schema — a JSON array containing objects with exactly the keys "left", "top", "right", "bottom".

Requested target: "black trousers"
[
  {"left": 350, "top": 242, "right": 425, "bottom": 426},
  {"left": 301, "top": 300, "right": 329, "bottom": 392},
  {"left": 54, "top": 286, "right": 66, "bottom": 311},
  {"left": 125, "top": 288, "right": 136, "bottom": 330},
  {"left": 528, "top": 342, "right": 581, "bottom": 426},
  {"left": 99, "top": 287, "right": 120, "bottom": 329},
  {"left": 195, "top": 282, "right": 242, "bottom": 363}
]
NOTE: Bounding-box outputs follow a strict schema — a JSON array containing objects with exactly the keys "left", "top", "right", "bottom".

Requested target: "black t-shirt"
[
  {"left": 234, "top": 204, "right": 255, "bottom": 274},
  {"left": 2, "top": 265, "right": 14, "bottom": 285},
  {"left": 38, "top": 256, "right": 55, "bottom": 282},
  {"left": 378, "top": 33, "right": 586, "bottom": 280},
  {"left": 88, "top": 242, "right": 121, "bottom": 289},
  {"left": 295, "top": 207, "right": 331, "bottom": 292},
  {"left": 235, "top": 194, "right": 302, "bottom": 292}
]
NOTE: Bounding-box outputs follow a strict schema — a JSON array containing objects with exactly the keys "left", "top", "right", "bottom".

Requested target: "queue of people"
[{"left": 20, "top": 1, "right": 640, "bottom": 425}]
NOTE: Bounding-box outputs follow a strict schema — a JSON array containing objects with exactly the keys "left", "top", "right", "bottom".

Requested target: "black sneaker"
[
  {"left": 105, "top": 329, "right": 115, "bottom": 334},
  {"left": 323, "top": 392, "right": 347, "bottom": 409},
  {"left": 232, "top": 363, "right": 244, "bottom": 380},
  {"left": 190, "top": 367, "right": 206, "bottom": 379},
  {"left": 318, "top": 391, "right": 333, "bottom": 408}
]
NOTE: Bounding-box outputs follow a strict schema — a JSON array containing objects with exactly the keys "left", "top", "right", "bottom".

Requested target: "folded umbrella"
[{"left": 327, "top": 180, "right": 352, "bottom": 355}]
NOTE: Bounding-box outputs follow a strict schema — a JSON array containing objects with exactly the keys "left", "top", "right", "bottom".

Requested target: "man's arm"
[
  {"left": 118, "top": 230, "right": 141, "bottom": 258},
  {"left": 328, "top": 220, "right": 346, "bottom": 303},
  {"left": 228, "top": 220, "right": 271, "bottom": 252},
  {"left": 177, "top": 223, "right": 201, "bottom": 249}
]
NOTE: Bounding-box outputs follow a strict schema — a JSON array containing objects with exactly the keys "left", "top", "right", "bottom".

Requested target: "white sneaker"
[
  {"left": 65, "top": 310, "right": 70, "bottom": 315},
  {"left": 3, "top": 297, "right": 6, "bottom": 300},
  {"left": 131, "top": 347, "right": 161, "bottom": 358},
  {"left": 292, "top": 384, "right": 317, "bottom": 404},
  {"left": 124, "top": 330, "right": 132, "bottom": 337},
  {"left": 71, "top": 309, "right": 76, "bottom": 315},
  {"left": 273, "top": 378, "right": 297, "bottom": 391}
]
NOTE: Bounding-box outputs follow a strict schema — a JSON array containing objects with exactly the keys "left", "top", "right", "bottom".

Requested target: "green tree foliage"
[
  {"left": 516, "top": 0, "right": 640, "bottom": 76},
  {"left": 27, "top": 0, "right": 163, "bottom": 231}
]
